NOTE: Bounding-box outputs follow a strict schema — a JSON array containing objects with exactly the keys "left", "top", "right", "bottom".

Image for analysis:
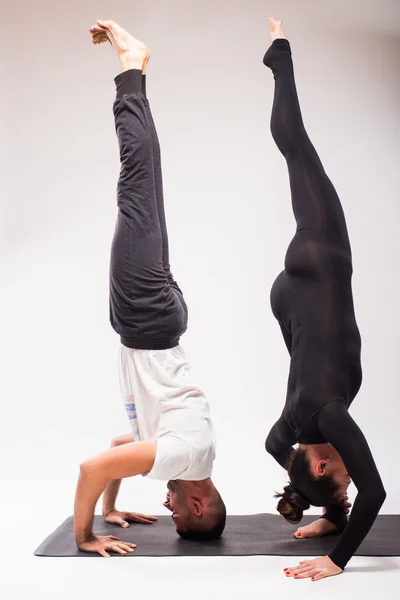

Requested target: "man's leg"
[
  {"left": 90, "top": 20, "right": 187, "bottom": 348},
  {"left": 110, "top": 68, "right": 169, "bottom": 344},
  {"left": 141, "top": 73, "right": 186, "bottom": 298}
]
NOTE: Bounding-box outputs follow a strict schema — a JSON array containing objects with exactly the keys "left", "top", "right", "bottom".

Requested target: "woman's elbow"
[
  {"left": 370, "top": 483, "right": 387, "bottom": 508},
  {"left": 377, "top": 485, "right": 387, "bottom": 506}
]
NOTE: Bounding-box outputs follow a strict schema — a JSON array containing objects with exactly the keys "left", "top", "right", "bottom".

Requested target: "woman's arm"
[
  {"left": 318, "top": 401, "right": 386, "bottom": 569},
  {"left": 74, "top": 440, "right": 156, "bottom": 546},
  {"left": 265, "top": 413, "right": 296, "bottom": 469},
  {"left": 320, "top": 502, "right": 348, "bottom": 532}
]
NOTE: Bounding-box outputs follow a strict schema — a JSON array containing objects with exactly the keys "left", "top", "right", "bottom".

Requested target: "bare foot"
[
  {"left": 89, "top": 20, "right": 150, "bottom": 73},
  {"left": 269, "top": 17, "right": 286, "bottom": 41},
  {"left": 294, "top": 518, "right": 338, "bottom": 539}
]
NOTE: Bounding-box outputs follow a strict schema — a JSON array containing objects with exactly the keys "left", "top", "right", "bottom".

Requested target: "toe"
[{"left": 97, "top": 20, "right": 117, "bottom": 32}]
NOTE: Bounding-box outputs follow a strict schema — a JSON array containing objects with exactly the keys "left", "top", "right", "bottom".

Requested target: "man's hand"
[
  {"left": 78, "top": 534, "right": 136, "bottom": 558},
  {"left": 163, "top": 490, "right": 171, "bottom": 511},
  {"left": 104, "top": 509, "right": 157, "bottom": 528}
]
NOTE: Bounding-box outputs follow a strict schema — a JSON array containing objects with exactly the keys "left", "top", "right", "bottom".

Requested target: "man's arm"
[
  {"left": 101, "top": 434, "right": 157, "bottom": 527},
  {"left": 74, "top": 440, "right": 157, "bottom": 548},
  {"left": 102, "top": 434, "right": 134, "bottom": 517}
]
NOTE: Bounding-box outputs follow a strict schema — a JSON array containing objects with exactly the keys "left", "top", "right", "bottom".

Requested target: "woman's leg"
[{"left": 264, "top": 35, "right": 352, "bottom": 272}]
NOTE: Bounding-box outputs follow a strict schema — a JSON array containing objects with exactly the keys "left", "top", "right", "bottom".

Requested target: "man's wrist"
[
  {"left": 102, "top": 507, "right": 116, "bottom": 518},
  {"left": 76, "top": 530, "right": 96, "bottom": 546}
]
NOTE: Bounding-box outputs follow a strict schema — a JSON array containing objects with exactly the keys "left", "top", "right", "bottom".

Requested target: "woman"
[{"left": 264, "top": 18, "right": 386, "bottom": 580}]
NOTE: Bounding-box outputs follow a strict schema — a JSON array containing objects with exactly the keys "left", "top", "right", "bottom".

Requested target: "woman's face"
[{"left": 324, "top": 448, "right": 352, "bottom": 496}]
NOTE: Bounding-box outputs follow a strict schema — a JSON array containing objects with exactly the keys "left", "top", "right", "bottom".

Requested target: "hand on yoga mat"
[
  {"left": 104, "top": 509, "right": 158, "bottom": 528},
  {"left": 78, "top": 534, "right": 137, "bottom": 558},
  {"left": 284, "top": 556, "right": 343, "bottom": 581}
]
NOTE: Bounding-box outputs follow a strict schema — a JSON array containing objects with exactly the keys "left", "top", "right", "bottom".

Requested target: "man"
[{"left": 74, "top": 20, "right": 226, "bottom": 557}]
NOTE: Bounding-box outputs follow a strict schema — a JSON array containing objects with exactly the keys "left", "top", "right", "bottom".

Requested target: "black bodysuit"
[{"left": 264, "top": 40, "right": 386, "bottom": 570}]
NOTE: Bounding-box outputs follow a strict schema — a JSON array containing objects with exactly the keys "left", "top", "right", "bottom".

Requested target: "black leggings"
[
  {"left": 109, "top": 70, "right": 188, "bottom": 350},
  {"left": 267, "top": 39, "right": 362, "bottom": 411}
]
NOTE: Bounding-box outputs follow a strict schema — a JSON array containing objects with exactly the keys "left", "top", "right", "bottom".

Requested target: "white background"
[{"left": 1, "top": 0, "right": 400, "bottom": 598}]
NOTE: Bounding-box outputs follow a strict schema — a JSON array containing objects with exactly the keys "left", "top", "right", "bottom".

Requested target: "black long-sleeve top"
[{"left": 266, "top": 402, "right": 386, "bottom": 569}]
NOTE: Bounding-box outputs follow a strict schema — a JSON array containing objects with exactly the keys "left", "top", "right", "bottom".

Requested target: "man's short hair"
[{"left": 176, "top": 492, "right": 226, "bottom": 541}]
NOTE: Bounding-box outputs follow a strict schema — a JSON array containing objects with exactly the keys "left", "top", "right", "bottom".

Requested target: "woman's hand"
[
  {"left": 78, "top": 534, "right": 136, "bottom": 558},
  {"left": 342, "top": 492, "right": 352, "bottom": 514},
  {"left": 284, "top": 556, "right": 343, "bottom": 581},
  {"left": 104, "top": 509, "right": 157, "bottom": 527}
]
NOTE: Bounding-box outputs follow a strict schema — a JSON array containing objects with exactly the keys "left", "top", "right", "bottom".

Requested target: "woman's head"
[{"left": 276, "top": 445, "right": 351, "bottom": 523}]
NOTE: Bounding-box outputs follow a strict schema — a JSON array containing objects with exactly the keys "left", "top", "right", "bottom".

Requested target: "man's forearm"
[
  {"left": 102, "top": 479, "right": 122, "bottom": 515},
  {"left": 74, "top": 464, "right": 108, "bottom": 545},
  {"left": 102, "top": 434, "right": 134, "bottom": 515},
  {"left": 74, "top": 439, "right": 156, "bottom": 545}
]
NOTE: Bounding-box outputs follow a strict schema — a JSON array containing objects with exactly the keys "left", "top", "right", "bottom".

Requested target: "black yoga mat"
[{"left": 34, "top": 514, "right": 400, "bottom": 557}]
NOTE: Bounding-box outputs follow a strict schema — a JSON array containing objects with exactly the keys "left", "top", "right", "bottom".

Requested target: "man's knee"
[{"left": 111, "top": 433, "right": 134, "bottom": 447}]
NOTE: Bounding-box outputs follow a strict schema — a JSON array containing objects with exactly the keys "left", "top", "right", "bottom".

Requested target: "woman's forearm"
[
  {"left": 328, "top": 487, "right": 386, "bottom": 569},
  {"left": 74, "top": 463, "right": 108, "bottom": 545}
]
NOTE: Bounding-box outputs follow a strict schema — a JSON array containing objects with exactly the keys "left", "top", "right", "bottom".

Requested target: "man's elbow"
[{"left": 79, "top": 459, "right": 99, "bottom": 477}]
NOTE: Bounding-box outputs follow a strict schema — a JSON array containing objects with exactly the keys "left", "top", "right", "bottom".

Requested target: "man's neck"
[{"left": 176, "top": 477, "right": 214, "bottom": 494}]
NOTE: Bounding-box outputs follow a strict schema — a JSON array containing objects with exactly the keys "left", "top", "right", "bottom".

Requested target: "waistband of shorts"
[{"left": 120, "top": 335, "right": 181, "bottom": 350}]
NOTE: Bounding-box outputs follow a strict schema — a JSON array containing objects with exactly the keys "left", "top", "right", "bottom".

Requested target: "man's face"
[{"left": 163, "top": 480, "right": 191, "bottom": 530}]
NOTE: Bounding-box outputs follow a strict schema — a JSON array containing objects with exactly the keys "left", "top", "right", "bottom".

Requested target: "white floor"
[
  {"left": 3, "top": 552, "right": 400, "bottom": 600},
  {"left": 3, "top": 506, "right": 400, "bottom": 600}
]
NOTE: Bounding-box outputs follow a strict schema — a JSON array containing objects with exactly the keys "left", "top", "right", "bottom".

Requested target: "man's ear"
[
  {"left": 189, "top": 498, "right": 204, "bottom": 517},
  {"left": 315, "top": 459, "right": 329, "bottom": 477}
]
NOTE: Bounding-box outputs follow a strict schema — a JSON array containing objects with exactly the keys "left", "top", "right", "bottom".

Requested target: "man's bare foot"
[
  {"left": 293, "top": 518, "right": 338, "bottom": 539},
  {"left": 269, "top": 17, "right": 286, "bottom": 41},
  {"left": 89, "top": 20, "right": 150, "bottom": 73}
]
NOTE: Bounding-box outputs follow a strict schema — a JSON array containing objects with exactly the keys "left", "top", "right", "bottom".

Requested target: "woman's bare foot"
[
  {"left": 294, "top": 518, "right": 338, "bottom": 539},
  {"left": 269, "top": 17, "right": 286, "bottom": 41},
  {"left": 89, "top": 20, "right": 150, "bottom": 73}
]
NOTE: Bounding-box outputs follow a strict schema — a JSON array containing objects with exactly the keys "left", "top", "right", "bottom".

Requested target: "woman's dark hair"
[{"left": 275, "top": 447, "right": 340, "bottom": 524}]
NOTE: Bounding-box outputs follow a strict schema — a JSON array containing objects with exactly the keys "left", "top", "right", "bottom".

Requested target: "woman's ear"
[{"left": 315, "top": 459, "right": 329, "bottom": 476}]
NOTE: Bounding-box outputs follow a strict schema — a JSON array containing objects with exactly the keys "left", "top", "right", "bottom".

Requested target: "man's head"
[{"left": 163, "top": 479, "right": 226, "bottom": 540}]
